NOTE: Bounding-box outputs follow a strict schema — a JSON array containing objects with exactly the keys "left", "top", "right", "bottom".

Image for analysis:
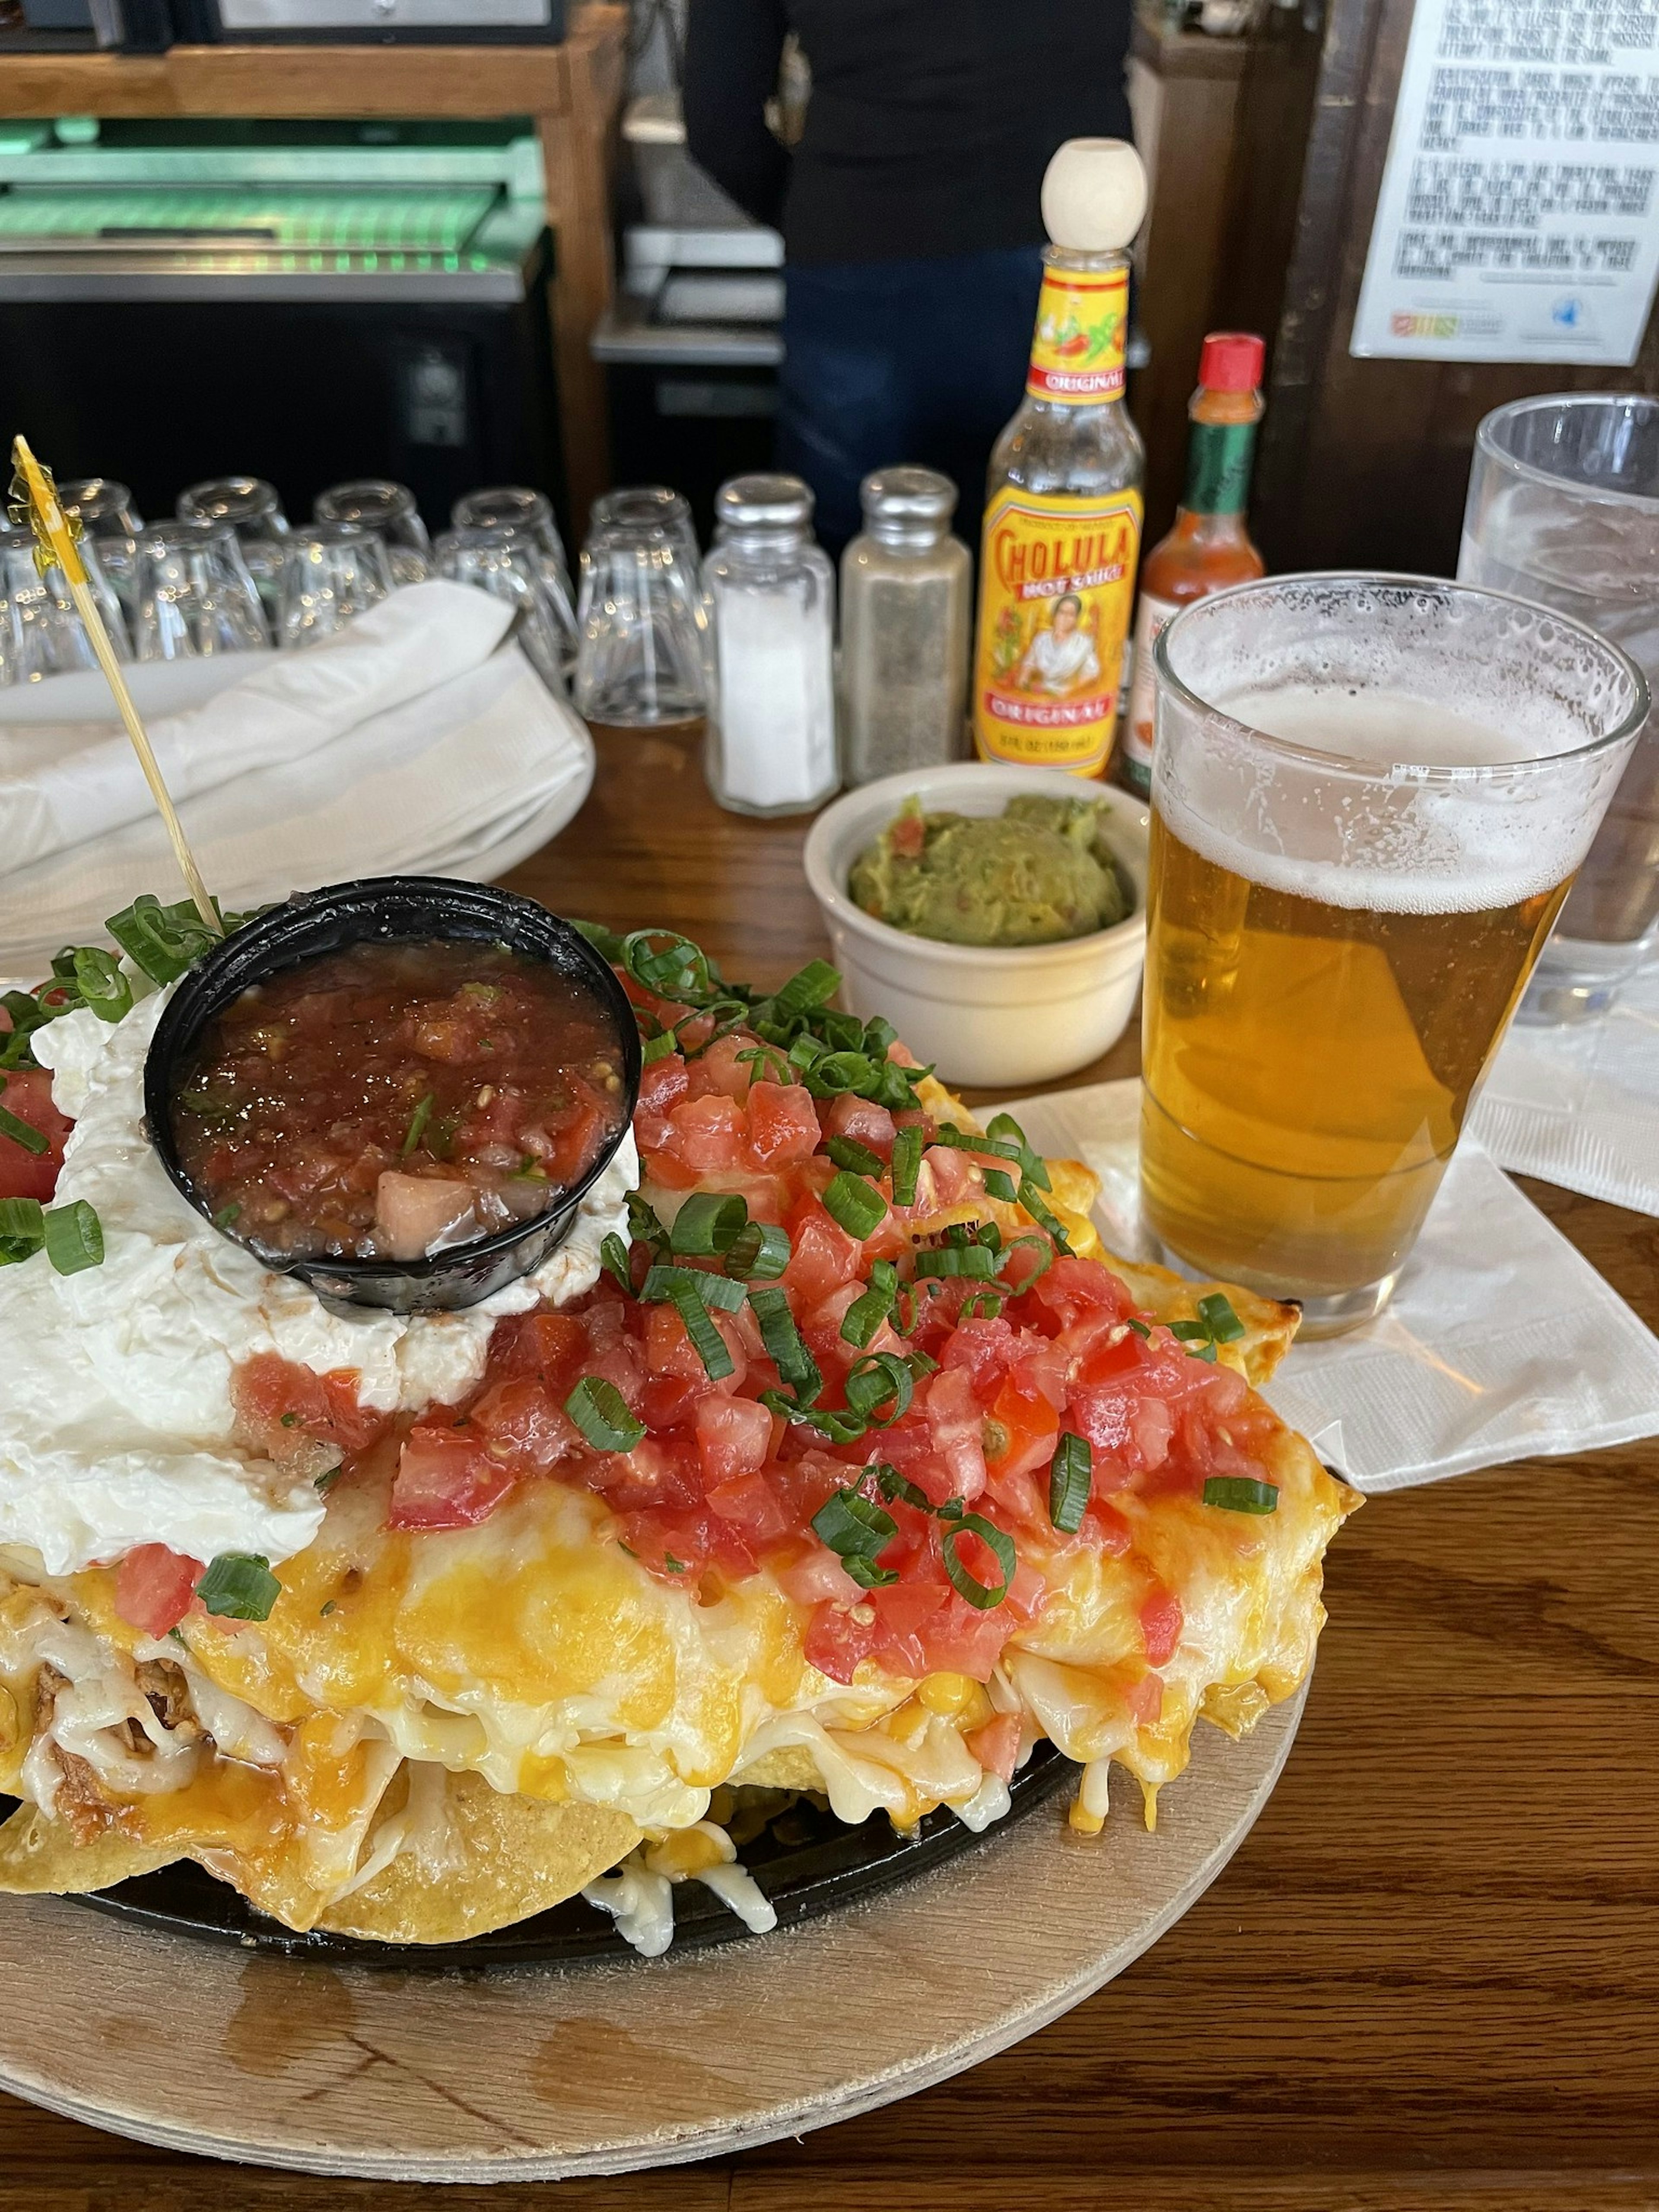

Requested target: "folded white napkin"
[
  {"left": 993, "top": 1078, "right": 1659, "bottom": 1492},
  {"left": 1470, "top": 956, "right": 1659, "bottom": 1218},
  {"left": 0, "top": 592, "right": 594, "bottom": 974},
  {"left": 0, "top": 581, "right": 513, "bottom": 871}
]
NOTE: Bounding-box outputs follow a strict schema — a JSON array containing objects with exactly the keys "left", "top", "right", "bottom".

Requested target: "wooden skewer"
[{"left": 10, "top": 435, "right": 221, "bottom": 937}]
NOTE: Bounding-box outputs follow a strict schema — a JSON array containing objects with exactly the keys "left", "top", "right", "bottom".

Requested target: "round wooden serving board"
[{"left": 0, "top": 1686, "right": 1305, "bottom": 2182}]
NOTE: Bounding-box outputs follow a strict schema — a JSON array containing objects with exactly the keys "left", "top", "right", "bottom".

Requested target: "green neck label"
[{"left": 1184, "top": 420, "right": 1258, "bottom": 516}]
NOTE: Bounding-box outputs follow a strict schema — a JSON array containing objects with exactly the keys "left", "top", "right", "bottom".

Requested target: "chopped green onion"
[
  {"left": 758, "top": 1388, "right": 868, "bottom": 1444},
  {"left": 1202, "top": 1475, "right": 1279, "bottom": 1514},
  {"left": 1017, "top": 1177, "right": 1073, "bottom": 1255},
  {"left": 626, "top": 1192, "right": 671, "bottom": 1260},
  {"left": 875, "top": 1462, "right": 932, "bottom": 1512},
  {"left": 822, "top": 1171, "right": 887, "bottom": 1242},
  {"left": 212, "top": 1202, "right": 242, "bottom": 1230},
  {"left": 0, "top": 992, "right": 48, "bottom": 1071},
  {"left": 890, "top": 1125, "right": 923, "bottom": 1208},
  {"left": 961, "top": 1290, "right": 1005, "bottom": 1320},
  {"left": 669, "top": 1190, "right": 749, "bottom": 1257},
  {"left": 565, "top": 1375, "right": 646, "bottom": 1452},
  {"left": 748, "top": 1284, "right": 821, "bottom": 1399},
  {"left": 599, "top": 1232, "right": 634, "bottom": 1294},
  {"left": 940, "top": 1512, "right": 1015, "bottom": 1610},
  {"left": 912, "top": 1243, "right": 998, "bottom": 1281},
  {"left": 724, "top": 1220, "right": 791, "bottom": 1281},
  {"left": 1126, "top": 1317, "right": 1151, "bottom": 1338},
  {"left": 105, "top": 893, "right": 220, "bottom": 986},
  {"left": 930, "top": 1124, "right": 1022, "bottom": 1162},
  {"left": 1048, "top": 1433, "right": 1092, "bottom": 1534},
  {"left": 664, "top": 1273, "right": 737, "bottom": 1380},
  {"left": 735, "top": 1043, "right": 791, "bottom": 1086},
  {"left": 571, "top": 918, "right": 627, "bottom": 963},
  {"left": 620, "top": 928, "right": 716, "bottom": 1005},
  {"left": 44, "top": 1200, "right": 102, "bottom": 1275},
  {"left": 400, "top": 1092, "right": 435, "bottom": 1159},
  {"left": 0, "top": 1196, "right": 46, "bottom": 1266},
  {"left": 825, "top": 1132, "right": 885, "bottom": 1179},
  {"left": 982, "top": 1168, "right": 1017, "bottom": 1203},
  {"left": 843, "top": 1351, "right": 914, "bottom": 1427},
  {"left": 863, "top": 1015, "right": 897, "bottom": 1058},
  {"left": 840, "top": 1258, "right": 898, "bottom": 1349},
  {"left": 640, "top": 1027, "right": 677, "bottom": 1065},
  {"left": 804, "top": 1051, "right": 879, "bottom": 1099},
  {"left": 0, "top": 1077, "right": 48, "bottom": 1157},
  {"left": 1196, "top": 1291, "right": 1246, "bottom": 1344},
  {"left": 810, "top": 1485, "right": 899, "bottom": 1589},
  {"left": 1168, "top": 1320, "right": 1219, "bottom": 1363},
  {"left": 639, "top": 1262, "right": 748, "bottom": 1313},
  {"left": 195, "top": 1553, "right": 280, "bottom": 1623},
  {"left": 71, "top": 947, "right": 131, "bottom": 1024},
  {"left": 986, "top": 1112, "right": 1051, "bottom": 1192},
  {"left": 663, "top": 1553, "right": 688, "bottom": 1575},
  {"left": 770, "top": 958, "right": 841, "bottom": 1021},
  {"left": 314, "top": 1464, "right": 343, "bottom": 1494}
]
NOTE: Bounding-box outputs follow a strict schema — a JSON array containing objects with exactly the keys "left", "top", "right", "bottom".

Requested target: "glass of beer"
[{"left": 1142, "top": 574, "right": 1646, "bottom": 1336}]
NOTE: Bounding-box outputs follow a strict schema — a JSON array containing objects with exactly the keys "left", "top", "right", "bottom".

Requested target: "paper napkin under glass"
[
  {"left": 1470, "top": 955, "right": 1659, "bottom": 1219},
  {"left": 0, "top": 582, "right": 594, "bottom": 973},
  {"left": 992, "top": 1079, "right": 1659, "bottom": 1493}
]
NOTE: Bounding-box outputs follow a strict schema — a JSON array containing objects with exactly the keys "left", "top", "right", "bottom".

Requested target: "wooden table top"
[{"left": 10, "top": 724, "right": 1659, "bottom": 2212}]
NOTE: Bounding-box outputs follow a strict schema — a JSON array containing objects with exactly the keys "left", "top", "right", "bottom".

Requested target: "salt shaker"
[
  {"left": 840, "top": 467, "right": 972, "bottom": 785},
  {"left": 704, "top": 474, "right": 839, "bottom": 817}
]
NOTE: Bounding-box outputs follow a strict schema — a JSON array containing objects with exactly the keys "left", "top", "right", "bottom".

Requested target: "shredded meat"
[
  {"left": 32, "top": 1665, "right": 117, "bottom": 1842},
  {"left": 135, "top": 1657, "right": 201, "bottom": 1744}
]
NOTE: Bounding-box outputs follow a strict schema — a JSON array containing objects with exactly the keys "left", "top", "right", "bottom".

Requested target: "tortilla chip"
[
  {"left": 316, "top": 1768, "right": 641, "bottom": 1945},
  {"left": 1107, "top": 1256, "right": 1299, "bottom": 1387},
  {"left": 733, "top": 1746, "right": 824, "bottom": 1794},
  {"left": 0, "top": 1802, "right": 181, "bottom": 1895}
]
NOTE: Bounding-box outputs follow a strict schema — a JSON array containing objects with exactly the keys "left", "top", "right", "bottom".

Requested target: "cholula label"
[
  {"left": 1025, "top": 265, "right": 1129, "bottom": 402},
  {"left": 973, "top": 486, "right": 1144, "bottom": 773}
]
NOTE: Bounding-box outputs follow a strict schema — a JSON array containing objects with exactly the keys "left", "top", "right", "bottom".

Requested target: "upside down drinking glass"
[{"left": 1141, "top": 573, "right": 1646, "bottom": 1335}]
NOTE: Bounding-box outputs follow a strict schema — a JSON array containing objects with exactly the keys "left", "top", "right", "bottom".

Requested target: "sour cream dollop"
[{"left": 0, "top": 987, "right": 635, "bottom": 1576}]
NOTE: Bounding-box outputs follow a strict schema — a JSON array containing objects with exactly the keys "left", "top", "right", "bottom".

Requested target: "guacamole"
[{"left": 848, "top": 793, "right": 1134, "bottom": 948}]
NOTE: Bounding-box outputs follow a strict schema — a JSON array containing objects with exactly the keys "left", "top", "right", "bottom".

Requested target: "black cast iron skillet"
[{"left": 36, "top": 1743, "right": 1073, "bottom": 1967}]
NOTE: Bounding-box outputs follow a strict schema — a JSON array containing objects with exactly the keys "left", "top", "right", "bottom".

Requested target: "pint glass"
[
  {"left": 1460, "top": 393, "right": 1659, "bottom": 1021},
  {"left": 1142, "top": 574, "right": 1646, "bottom": 1335}
]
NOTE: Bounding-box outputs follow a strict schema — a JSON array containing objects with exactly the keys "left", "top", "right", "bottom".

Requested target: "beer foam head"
[{"left": 1154, "top": 578, "right": 1646, "bottom": 913}]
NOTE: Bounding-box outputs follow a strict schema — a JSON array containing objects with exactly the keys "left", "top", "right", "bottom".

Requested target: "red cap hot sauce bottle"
[{"left": 1112, "top": 330, "right": 1267, "bottom": 798}]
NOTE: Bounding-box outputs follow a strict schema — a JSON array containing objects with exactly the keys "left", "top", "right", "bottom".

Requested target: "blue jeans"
[{"left": 777, "top": 246, "right": 1045, "bottom": 556}]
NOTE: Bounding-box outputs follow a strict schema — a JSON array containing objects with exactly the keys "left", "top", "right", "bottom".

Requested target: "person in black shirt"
[{"left": 683, "top": 0, "right": 1134, "bottom": 552}]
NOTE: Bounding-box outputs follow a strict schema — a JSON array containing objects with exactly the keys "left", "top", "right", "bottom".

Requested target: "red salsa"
[{"left": 171, "top": 939, "right": 626, "bottom": 1263}]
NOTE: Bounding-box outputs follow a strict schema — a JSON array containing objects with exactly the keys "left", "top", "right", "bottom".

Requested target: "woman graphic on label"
[{"left": 1017, "top": 592, "right": 1101, "bottom": 695}]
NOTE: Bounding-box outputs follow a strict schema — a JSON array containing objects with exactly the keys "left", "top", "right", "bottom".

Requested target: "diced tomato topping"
[
  {"left": 638, "top": 1053, "right": 690, "bottom": 1116},
  {"left": 684, "top": 1033, "right": 756, "bottom": 1102},
  {"left": 965, "top": 1711, "right": 1022, "bottom": 1781},
  {"left": 389, "top": 1424, "right": 519, "bottom": 1530},
  {"left": 232, "top": 1353, "right": 392, "bottom": 1467},
  {"left": 746, "top": 1080, "right": 821, "bottom": 1168},
  {"left": 781, "top": 1196, "right": 865, "bottom": 1306},
  {"left": 694, "top": 1392, "right": 772, "bottom": 1484},
  {"left": 825, "top": 1092, "right": 897, "bottom": 1159},
  {"left": 665, "top": 1093, "right": 746, "bottom": 1172},
  {"left": 114, "top": 1545, "right": 204, "bottom": 1637},
  {"left": 1139, "top": 1583, "right": 1184, "bottom": 1667},
  {"left": 0, "top": 1067, "right": 72, "bottom": 1203}
]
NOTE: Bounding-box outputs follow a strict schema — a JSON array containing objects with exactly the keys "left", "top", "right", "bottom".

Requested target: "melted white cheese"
[{"left": 0, "top": 989, "right": 634, "bottom": 1576}]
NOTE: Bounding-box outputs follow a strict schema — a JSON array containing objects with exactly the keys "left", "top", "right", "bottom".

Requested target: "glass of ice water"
[{"left": 1460, "top": 394, "right": 1659, "bottom": 1021}]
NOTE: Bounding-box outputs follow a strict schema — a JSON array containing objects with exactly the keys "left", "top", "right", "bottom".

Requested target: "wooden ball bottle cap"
[{"left": 1040, "top": 138, "right": 1147, "bottom": 253}]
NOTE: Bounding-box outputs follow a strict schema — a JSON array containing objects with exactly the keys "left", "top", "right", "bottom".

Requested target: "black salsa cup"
[{"left": 144, "top": 877, "right": 641, "bottom": 1313}]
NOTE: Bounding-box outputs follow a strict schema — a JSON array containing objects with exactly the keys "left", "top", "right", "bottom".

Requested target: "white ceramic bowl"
[{"left": 803, "top": 763, "right": 1149, "bottom": 1090}]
